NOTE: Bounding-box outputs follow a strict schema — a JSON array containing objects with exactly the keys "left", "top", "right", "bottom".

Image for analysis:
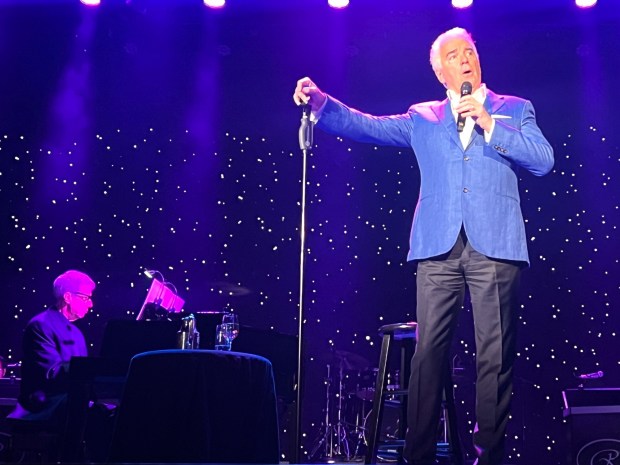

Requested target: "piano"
[{"left": 95, "top": 314, "right": 297, "bottom": 402}]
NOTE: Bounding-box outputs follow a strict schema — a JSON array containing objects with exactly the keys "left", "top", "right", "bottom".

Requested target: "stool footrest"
[
  {"left": 377, "top": 440, "right": 405, "bottom": 450},
  {"left": 385, "top": 389, "right": 408, "bottom": 397}
]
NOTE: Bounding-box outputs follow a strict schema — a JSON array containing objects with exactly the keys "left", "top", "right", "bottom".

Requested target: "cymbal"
[{"left": 320, "top": 349, "right": 370, "bottom": 371}]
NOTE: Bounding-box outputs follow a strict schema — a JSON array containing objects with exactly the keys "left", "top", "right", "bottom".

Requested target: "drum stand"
[
  {"left": 351, "top": 398, "right": 370, "bottom": 458},
  {"left": 309, "top": 363, "right": 352, "bottom": 461}
]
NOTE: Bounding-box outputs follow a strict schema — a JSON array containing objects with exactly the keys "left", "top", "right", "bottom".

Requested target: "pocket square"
[{"left": 491, "top": 114, "right": 511, "bottom": 119}]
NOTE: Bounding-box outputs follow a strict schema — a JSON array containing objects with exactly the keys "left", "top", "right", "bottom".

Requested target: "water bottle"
[{"left": 177, "top": 314, "right": 200, "bottom": 349}]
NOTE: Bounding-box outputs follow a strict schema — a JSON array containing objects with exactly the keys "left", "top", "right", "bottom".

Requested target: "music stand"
[{"left": 136, "top": 278, "right": 185, "bottom": 320}]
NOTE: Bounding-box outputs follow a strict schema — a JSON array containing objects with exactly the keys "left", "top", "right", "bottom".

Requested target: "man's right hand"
[{"left": 293, "top": 77, "right": 327, "bottom": 112}]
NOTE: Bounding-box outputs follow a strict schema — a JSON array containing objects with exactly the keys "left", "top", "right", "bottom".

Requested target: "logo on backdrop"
[{"left": 577, "top": 439, "right": 620, "bottom": 465}]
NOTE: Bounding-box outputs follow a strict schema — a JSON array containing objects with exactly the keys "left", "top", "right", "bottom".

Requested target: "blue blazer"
[{"left": 317, "top": 90, "right": 554, "bottom": 264}]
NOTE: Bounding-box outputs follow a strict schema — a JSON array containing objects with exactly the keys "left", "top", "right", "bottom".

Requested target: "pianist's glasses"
[{"left": 71, "top": 291, "right": 92, "bottom": 302}]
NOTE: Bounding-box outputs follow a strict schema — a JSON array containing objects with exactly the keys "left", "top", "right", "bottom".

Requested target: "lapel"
[
  {"left": 431, "top": 99, "right": 461, "bottom": 149},
  {"left": 485, "top": 89, "right": 506, "bottom": 117},
  {"left": 431, "top": 89, "right": 507, "bottom": 152}
]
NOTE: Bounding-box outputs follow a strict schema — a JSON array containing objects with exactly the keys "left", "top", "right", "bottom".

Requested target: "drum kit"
[{"left": 309, "top": 350, "right": 402, "bottom": 462}]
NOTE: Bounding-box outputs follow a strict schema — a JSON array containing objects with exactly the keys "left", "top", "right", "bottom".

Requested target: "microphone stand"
[{"left": 294, "top": 105, "right": 313, "bottom": 463}]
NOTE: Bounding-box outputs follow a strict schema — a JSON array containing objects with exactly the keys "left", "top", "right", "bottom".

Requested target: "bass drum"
[
  {"left": 363, "top": 399, "right": 402, "bottom": 442},
  {"left": 353, "top": 400, "right": 403, "bottom": 462}
]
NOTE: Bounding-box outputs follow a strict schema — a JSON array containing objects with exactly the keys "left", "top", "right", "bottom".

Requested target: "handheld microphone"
[
  {"left": 576, "top": 370, "right": 604, "bottom": 379},
  {"left": 298, "top": 104, "right": 313, "bottom": 151},
  {"left": 457, "top": 81, "right": 473, "bottom": 133}
]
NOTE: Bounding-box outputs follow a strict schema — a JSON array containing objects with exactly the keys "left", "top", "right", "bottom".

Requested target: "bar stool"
[{"left": 363, "top": 322, "right": 462, "bottom": 464}]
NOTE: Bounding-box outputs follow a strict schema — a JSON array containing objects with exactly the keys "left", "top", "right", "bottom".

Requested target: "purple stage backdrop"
[{"left": 0, "top": 1, "right": 619, "bottom": 463}]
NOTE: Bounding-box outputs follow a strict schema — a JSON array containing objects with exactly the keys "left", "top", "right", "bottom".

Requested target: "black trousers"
[{"left": 403, "top": 231, "right": 521, "bottom": 465}]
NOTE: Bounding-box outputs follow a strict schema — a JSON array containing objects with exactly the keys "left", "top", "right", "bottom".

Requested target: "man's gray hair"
[
  {"left": 430, "top": 27, "right": 477, "bottom": 73},
  {"left": 53, "top": 270, "right": 95, "bottom": 302}
]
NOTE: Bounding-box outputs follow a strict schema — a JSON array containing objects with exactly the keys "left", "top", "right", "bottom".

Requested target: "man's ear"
[
  {"left": 63, "top": 291, "right": 72, "bottom": 305},
  {"left": 434, "top": 67, "right": 445, "bottom": 87}
]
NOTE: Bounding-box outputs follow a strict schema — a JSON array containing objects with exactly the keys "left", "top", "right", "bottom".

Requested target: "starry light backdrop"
[{"left": 0, "top": 1, "right": 619, "bottom": 463}]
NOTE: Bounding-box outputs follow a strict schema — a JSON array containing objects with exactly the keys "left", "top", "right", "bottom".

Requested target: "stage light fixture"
[
  {"left": 452, "top": 0, "right": 473, "bottom": 8},
  {"left": 328, "top": 0, "right": 349, "bottom": 8},
  {"left": 80, "top": 0, "right": 101, "bottom": 5},
  {"left": 575, "top": 0, "right": 596, "bottom": 7},
  {"left": 204, "top": 0, "right": 225, "bottom": 7}
]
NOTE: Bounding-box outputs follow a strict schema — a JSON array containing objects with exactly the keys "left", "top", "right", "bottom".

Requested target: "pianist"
[{"left": 8, "top": 270, "right": 95, "bottom": 425}]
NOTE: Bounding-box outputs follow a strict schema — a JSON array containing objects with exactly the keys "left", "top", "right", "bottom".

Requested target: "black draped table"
[{"left": 107, "top": 349, "right": 280, "bottom": 463}]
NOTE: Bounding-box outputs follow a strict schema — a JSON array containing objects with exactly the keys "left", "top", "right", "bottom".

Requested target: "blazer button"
[
  {"left": 464, "top": 156, "right": 470, "bottom": 161},
  {"left": 463, "top": 187, "right": 469, "bottom": 193}
]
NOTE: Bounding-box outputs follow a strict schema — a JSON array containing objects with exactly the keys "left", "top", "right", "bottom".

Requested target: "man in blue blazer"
[{"left": 293, "top": 27, "right": 553, "bottom": 465}]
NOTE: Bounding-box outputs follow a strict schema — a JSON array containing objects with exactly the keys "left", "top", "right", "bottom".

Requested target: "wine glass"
[
  {"left": 221, "top": 313, "right": 240, "bottom": 342},
  {"left": 214, "top": 324, "right": 232, "bottom": 351}
]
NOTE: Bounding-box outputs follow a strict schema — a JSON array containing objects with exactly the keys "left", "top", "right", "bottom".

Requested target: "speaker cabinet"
[{"left": 563, "top": 388, "right": 620, "bottom": 465}]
